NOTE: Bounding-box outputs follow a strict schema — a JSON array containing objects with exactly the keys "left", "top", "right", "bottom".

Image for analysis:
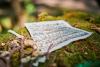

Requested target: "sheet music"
[{"left": 25, "top": 20, "right": 92, "bottom": 54}]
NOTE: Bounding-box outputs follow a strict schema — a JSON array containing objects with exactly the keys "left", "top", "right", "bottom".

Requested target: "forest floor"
[{"left": 0, "top": 10, "right": 100, "bottom": 67}]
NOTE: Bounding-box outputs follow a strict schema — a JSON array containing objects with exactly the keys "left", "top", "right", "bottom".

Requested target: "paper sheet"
[{"left": 25, "top": 20, "right": 92, "bottom": 54}]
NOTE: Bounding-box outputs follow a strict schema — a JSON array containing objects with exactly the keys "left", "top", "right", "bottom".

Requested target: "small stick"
[{"left": 8, "top": 30, "right": 24, "bottom": 39}]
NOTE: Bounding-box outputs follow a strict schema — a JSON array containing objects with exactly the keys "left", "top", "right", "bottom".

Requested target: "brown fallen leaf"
[
  {"left": 32, "top": 50, "right": 40, "bottom": 57},
  {"left": 24, "top": 39, "right": 37, "bottom": 47},
  {"left": 11, "top": 40, "right": 20, "bottom": 47},
  {"left": 91, "top": 24, "right": 100, "bottom": 33}
]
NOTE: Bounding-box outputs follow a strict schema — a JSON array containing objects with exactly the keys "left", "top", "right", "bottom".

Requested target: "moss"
[
  {"left": 11, "top": 51, "right": 20, "bottom": 67},
  {"left": 0, "top": 32, "right": 14, "bottom": 43},
  {"left": 94, "top": 16, "right": 100, "bottom": 24},
  {"left": 0, "top": 10, "right": 100, "bottom": 67}
]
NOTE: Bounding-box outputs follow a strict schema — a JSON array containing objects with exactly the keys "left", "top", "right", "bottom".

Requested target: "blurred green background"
[{"left": 0, "top": 0, "right": 100, "bottom": 67}]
